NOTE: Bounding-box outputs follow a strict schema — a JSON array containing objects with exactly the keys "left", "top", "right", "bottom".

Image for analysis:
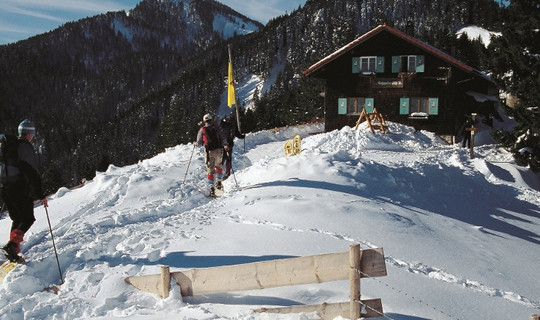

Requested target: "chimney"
[{"left": 406, "top": 21, "right": 414, "bottom": 37}]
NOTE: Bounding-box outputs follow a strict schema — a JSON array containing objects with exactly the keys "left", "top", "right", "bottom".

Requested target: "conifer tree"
[{"left": 489, "top": 0, "right": 540, "bottom": 172}]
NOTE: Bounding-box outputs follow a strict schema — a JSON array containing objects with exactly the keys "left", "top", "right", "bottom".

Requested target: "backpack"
[
  {"left": 0, "top": 133, "right": 21, "bottom": 185},
  {"left": 201, "top": 126, "right": 221, "bottom": 151}
]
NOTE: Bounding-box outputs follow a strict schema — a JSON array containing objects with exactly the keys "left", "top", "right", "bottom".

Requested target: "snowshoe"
[
  {"left": 208, "top": 186, "right": 216, "bottom": 198},
  {"left": 214, "top": 180, "right": 224, "bottom": 197},
  {"left": 2, "top": 242, "right": 24, "bottom": 263}
]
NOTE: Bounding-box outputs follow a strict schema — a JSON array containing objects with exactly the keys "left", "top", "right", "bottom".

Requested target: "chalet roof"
[{"left": 303, "top": 24, "right": 493, "bottom": 83}]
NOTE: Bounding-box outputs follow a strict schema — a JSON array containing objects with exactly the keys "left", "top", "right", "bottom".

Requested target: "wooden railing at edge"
[{"left": 125, "top": 244, "right": 387, "bottom": 319}]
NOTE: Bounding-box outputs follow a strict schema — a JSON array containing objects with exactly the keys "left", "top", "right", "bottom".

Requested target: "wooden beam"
[
  {"left": 172, "top": 251, "right": 350, "bottom": 296},
  {"left": 125, "top": 273, "right": 162, "bottom": 298},
  {"left": 255, "top": 299, "right": 383, "bottom": 319},
  {"left": 360, "top": 247, "right": 387, "bottom": 278},
  {"left": 349, "top": 244, "right": 361, "bottom": 319},
  {"left": 161, "top": 266, "right": 171, "bottom": 299},
  {"left": 125, "top": 248, "right": 386, "bottom": 298}
]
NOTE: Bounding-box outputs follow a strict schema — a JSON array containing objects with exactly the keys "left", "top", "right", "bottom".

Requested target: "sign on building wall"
[{"left": 373, "top": 78, "right": 403, "bottom": 88}]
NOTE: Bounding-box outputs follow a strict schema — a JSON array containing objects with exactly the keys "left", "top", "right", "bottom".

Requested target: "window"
[
  {"left": 392, "top": 55, "right": 425, "bottom": 73},
  {"left": 407, "top": 56, "right": 417, "bottom": 72},
  {"left": 338, "top": 97, "right": 375, "bottom": 115},
  {"left": 348, "top": 98, "right": 364, "bottom": 114},
  {"left": 399, "top": 97, "right": 438, "bottom": 115},
  {"left": 410, "top": 97, "right": 429, "bottom": 113},
  {"left": 352, "top": 56, "right": 384, "bottom": 73},
  {"left": 361, "top": 57, "right": 376, "bottom": 73}
]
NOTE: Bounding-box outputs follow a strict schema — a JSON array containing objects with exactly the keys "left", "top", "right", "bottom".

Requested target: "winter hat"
[
  {"left": 203, "top": 114, "right": 213, "bottom": 122},
  {"left": 18, "top": 119, "right": 35, "bottom": 135}
]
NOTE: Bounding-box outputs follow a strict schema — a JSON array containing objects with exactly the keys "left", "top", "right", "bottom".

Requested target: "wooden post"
[
  {"left": 160, "top": 266, "right": 171, "bottom": 299},
  {"left": 349, "top": 244, "right": 361, "bottom": 319},
  {"left": 530, "top": 315, "right": 540, "bottom": 320}
]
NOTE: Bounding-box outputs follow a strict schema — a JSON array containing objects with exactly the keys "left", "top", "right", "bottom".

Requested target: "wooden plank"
[
  {"left": 161, "top": 266, "right": 171, "bottom": 299},
  {"left": 362, "top": 298, "right": 384, "bottom": 318},
  {"left": 172, "top": 251, "right": 350, "bottom": 296},
  {"left": 255, "top": 299, "right": 383, "bottom": 319},
  {"left": 349, "top": 244, "right": 361, "bottom": 319},
  {"left": 125, "top": 248, "right": 386, "bottom": 297},
  {"left": 256, "top": 302, "right": 349, "bottom": 319},
  {"left": 125, "top": 273, "right": 164, "bottom": 298},
  {"left": 360, "top": 248, "right": 387, "bottom": 278}
]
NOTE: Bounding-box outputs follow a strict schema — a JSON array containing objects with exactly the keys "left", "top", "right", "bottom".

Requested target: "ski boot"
[
  {"left": 209, "top": 186, "right": 216, "bottom": 198},
  {"left": 2, "top": 242, "right": 24, "bottom": 263}
]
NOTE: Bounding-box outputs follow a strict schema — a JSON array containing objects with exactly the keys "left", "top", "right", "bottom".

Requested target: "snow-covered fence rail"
[{"left": 125, "top": 244, "right": 387, "bottom": 319}]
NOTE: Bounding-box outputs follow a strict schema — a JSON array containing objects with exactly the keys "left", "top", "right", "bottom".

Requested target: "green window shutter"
[
  {"left": 416, "top": 55, "right": 425, "bottom": 73},
  {"left": 338, "top": 98, "right": 348, "bottom": 115},
  {"left": 376, "top": 56, "right": 385, "bottom": 73},
  {"left": 428, "top": 97, "right": 439, "bottom": 115},
  {"left": 392, "top": 56, "right": 401, "bottom": 73},
  {"left": 400, "top": 98, "right": 410, "bottom": 115},
  {"left": 352, "top": 57, "right": 360, "bottom": 73},
  {"left": 365, "top": 98, "right": 375, "bottom": 113}
]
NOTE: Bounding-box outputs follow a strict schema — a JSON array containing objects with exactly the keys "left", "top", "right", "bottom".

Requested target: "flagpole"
[
  {"left": 228, "top": 44, "right": 246, "bottom": 169},
  {"left": 228, "top": 44, "right": 242, "bottom": 134}
]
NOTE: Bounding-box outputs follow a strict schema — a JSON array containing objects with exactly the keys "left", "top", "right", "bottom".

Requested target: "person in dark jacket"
[
  {"left": 195, "top": 114, "right": 229, "bottom": 196},
  {"left": 220, "top": 117, "right": 245, "bottom": 179},
  {"left": 462, "top": 118, "right": 473, "bottom": 148},
  {"left": 1, "top": 119, "right": 48, "bottom": 262}
]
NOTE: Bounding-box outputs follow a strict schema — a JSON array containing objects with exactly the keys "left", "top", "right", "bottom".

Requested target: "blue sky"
[{"left": 0, "top": 0, "right": 307, "bottom": 45}]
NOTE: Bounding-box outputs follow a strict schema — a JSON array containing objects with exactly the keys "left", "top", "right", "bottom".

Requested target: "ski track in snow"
[{"left": 222, "top": 192, "right": 540, "bottom": 310}]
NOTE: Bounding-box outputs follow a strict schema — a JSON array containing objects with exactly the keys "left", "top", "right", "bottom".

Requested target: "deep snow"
[{"left": 0, "top": 119, "right": 539, "bottom": 320}]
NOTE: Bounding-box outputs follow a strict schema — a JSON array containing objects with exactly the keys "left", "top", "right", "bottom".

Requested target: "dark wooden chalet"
[{"left": 303, "top": 24, "right": 498, "bottom": 142}]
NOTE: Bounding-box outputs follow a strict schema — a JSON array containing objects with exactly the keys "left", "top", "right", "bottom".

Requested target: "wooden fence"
[{"left": 125, "top": 244, "right": 387, "bottom": 319}]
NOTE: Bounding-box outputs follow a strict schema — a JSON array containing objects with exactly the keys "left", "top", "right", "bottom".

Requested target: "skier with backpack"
[
  {"left": 220, "top": 116, "right": 245, "bottom": 180},
  {"left": 0, "top": 119, "right": 48, "bottom": 262},
  {"left": 195, "top": 114, "right": 229, "bottom": 197}
]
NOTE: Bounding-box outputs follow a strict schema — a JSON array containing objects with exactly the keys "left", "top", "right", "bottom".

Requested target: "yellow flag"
[{"left": 227, "top": 61, "right": 235, "bottom": 107}]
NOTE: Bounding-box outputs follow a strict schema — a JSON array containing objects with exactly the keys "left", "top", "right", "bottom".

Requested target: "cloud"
[{"left": 2, "top": 5, "right": 65, "bottom": 23}]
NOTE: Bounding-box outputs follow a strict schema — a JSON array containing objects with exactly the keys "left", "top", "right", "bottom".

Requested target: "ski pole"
[
  {"left": 227, "top": 150, "right": 239, "bottom": 188},
  {"left": 183, "top": 144, "right": 196, "bottom": 183},
  {"left": 243, "top": 138, "right": 246, "bottom": 170},
  {"left": 44, "top": 205, "right": 64, "bottom": 284}
]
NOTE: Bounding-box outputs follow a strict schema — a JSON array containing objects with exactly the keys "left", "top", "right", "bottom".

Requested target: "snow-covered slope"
[{"left": 0, "top": 120, "right": 539, "bottom": 320}]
